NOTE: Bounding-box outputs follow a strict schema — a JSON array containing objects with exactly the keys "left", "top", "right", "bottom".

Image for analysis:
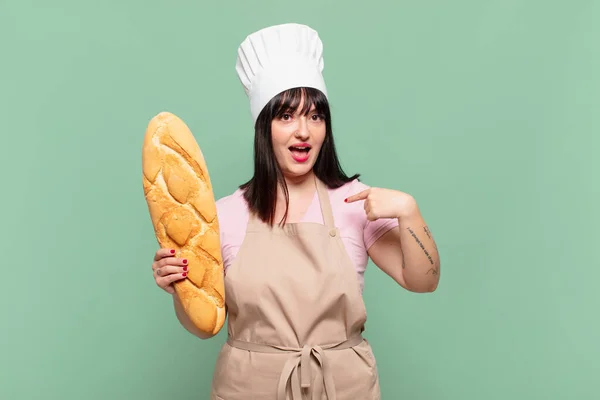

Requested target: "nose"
[{"left": 294, "top": 117, "right": 310, "bottom": 140}]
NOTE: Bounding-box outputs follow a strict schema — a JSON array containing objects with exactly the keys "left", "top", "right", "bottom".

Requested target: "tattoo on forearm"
[
  {"left": 423, "top": 226, "right": 438, "bottom": 250},
  {"left": 406, "top": 227, "right": 435, "bottom": 265},
  {"left": 427, "top": 267, "right": 438, "bottom": 275},
  {"left": 423, "top": 226, "right": 432, "bottom": 239}
]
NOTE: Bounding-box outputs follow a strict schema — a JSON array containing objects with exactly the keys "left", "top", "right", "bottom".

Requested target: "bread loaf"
[{"left": 142, "top": 111, "right": 226, "bottom": 336}]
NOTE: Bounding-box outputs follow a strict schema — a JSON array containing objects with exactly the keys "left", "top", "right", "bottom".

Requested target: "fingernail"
[
  {"left": 182, "top": 259, "right": 188, "bottom": 264},
  {"left": 183, "top": 266, "right": 188, "bottom": 272},
  {"left": 344, "top": 198, "right": 348, "bottom": 202},
  {"left": 170, "top": 249, "right": 175, "bottom": 254},
  {"left": 182, "top": 272, "right": 187, "bottom": 277}
]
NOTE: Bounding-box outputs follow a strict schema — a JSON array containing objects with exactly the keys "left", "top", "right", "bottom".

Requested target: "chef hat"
[{"left": 235, "top": 23, "right": 328, "bottom": 124}]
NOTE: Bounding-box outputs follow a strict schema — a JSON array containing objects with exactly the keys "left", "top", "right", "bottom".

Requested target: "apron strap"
[{"left": 314, "top": 177, "right": 336, "bottom": 232}]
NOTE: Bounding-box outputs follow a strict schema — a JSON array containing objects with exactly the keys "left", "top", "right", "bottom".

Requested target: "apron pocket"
[
  {"left": 326, "top": 341, "right": 381, "bottom": 399},
  {"left": 351, "top": 339, "right": 378, "bottom": 371},
  {"left": 210, "top": 343, "right": 233, "bottom": 394}
]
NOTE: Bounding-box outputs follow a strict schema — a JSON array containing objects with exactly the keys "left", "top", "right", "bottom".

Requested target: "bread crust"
[{"left": 142, "top": 111, "right": 225, "bottom": 336}]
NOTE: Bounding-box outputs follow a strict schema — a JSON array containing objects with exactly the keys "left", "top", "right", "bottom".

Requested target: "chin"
[{"left": 283, "top": 164, "right": 315, "bottom": 179}]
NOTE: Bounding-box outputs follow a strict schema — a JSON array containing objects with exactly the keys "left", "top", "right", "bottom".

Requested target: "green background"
[{"left": 1, "top": 0, "right": 598, "bottom": 399}]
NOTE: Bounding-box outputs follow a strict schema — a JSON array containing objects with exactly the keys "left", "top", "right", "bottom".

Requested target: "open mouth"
[{"left": 288, "top": 145, "right": 312, "bottom": 162}]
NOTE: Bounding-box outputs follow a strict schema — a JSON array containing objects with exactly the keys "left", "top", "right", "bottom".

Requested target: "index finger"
[
  {"left": 345, "top": 189, "right": 370, "bottom": 203},
  {"left": 154, "top": 248, "right": 177, "bottom": 261}
]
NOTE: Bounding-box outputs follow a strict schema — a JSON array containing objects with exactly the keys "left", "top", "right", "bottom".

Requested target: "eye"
[
  {"left": 281, "top": 113, "right": 292, "bottom": 121},
  {"left": 311, "top": 113, "right": 324, "bottom": 121}
]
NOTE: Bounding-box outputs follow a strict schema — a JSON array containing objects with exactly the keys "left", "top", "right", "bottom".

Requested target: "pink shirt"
[{"left": 215, "top": 179, "right": 399, "bottom": 292}]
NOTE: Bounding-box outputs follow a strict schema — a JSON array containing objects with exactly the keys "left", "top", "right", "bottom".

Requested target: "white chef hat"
[{"left": 235, "top": 23, "right": 328, "bottom": 124}]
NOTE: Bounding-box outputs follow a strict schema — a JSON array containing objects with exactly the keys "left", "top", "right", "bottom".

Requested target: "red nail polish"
[
  {"left": 182, "top": 272, "right": 187, "bottom": 277},
  {"left": 182, "top": 259, "right": 188, "bottom": 264},
  {"left": 344, "top": 198, "right": 348, "bottom": 202},
  {"left": 183, "top": 266, "right": 188, "bottom": 272},
  {"left": 170, "top": 249, "right": 175, "bottom": 254}
]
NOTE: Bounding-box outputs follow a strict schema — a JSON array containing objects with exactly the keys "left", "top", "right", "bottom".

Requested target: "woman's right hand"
[{"left": 151, "top": 248, "right": 188, "bottom": 294}]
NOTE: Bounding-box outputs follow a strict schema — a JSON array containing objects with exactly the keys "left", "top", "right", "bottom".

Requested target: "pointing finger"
[{"left": 345, "top": 189, "right": 370, "bottom": 203}]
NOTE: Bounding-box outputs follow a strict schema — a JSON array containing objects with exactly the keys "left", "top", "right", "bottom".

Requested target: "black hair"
[{"left": 239, "top": 86, "right": 360, "bottom": 226}]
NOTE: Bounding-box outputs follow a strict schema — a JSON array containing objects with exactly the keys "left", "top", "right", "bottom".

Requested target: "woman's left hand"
[{"left": 345, "top": 187, "right": 418, "bottom": 221}]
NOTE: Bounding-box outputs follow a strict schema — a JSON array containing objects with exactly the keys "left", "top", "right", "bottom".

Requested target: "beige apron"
[{"left": 210, "top": 177, "right": 381, "bottom": 400}]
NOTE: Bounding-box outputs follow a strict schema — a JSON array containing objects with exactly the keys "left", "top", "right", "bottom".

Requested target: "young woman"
[{"left": 151, "top": 23, "right": 440, "bottom": 399}]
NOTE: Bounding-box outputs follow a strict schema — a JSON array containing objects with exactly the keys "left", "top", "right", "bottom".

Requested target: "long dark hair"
[{"left": 240, "top": 87, "right": 359, "bottom": 226}]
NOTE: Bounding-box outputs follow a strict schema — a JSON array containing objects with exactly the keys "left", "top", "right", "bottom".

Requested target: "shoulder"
[
  {"left": 216, "top": 188, "right": 246, "bottom": 213},
  {"left": 327, "top": 178, "right": 370, "bottom": 199},
  {"left": 215, "top": 188, "right": 250, "bottom": 230},
  {"left": 344, "top": 179, "right": 372, "bottom": 197}
]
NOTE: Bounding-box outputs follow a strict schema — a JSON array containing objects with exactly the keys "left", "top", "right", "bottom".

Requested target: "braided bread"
[{"left": 142, "top": 111, "right": 225, "bottom": 336}]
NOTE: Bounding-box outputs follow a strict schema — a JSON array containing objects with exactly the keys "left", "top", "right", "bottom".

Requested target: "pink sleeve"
[
  {"left": 347, "top": 180, "right": 399, "bottom": 250},
  {"left": 364, "top": 217, "right": 399, "bottom": 249}
]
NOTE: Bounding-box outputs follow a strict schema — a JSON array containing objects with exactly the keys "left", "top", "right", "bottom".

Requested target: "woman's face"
[{"left": 271, "top": 98, "right": 326, "bottom": 181}]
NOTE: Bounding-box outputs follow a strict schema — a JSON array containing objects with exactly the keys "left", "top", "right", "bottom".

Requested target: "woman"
[{"left": 151, "top": 23, "right": 440, "bottom": 399}]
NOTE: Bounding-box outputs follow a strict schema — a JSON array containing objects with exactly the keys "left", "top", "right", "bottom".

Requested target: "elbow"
[
  {"left": 404, "top": 271, "right": 440, "bottom": 293},
  {"left": 421, "top": 264, "right": 441, "bottom": 293},
  {"left": 425, "top": 280, "right": 439, "bottom": 293},
  {"left": 182, "top": 324, "right": 220, "bottom": 340},
  {"left": 408, "top": 283, "right": 438, "bottom": 293},
  {"left": 425, "top": 275, "right": 440, "bottom": 293},
  {"left": 196, "top": 331, "right": 218, "bottom": 340}
]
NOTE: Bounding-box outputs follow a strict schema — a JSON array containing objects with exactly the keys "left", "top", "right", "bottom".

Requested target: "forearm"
[
  {"left": 398, "top": 210, "right": 440, "bottom": 292},
  {"left": 172, "top": 293, "right": 215, "bottom": 340}
]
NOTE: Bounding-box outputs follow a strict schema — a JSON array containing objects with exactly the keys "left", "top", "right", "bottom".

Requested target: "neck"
[
  {"left": 279, "top": 171, "right": 316, "bottom": 198},
  {"left": 273, "top": 171, "right": 317, "bottom": 224}
]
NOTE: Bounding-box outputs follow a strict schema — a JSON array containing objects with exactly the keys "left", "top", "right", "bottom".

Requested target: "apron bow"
[
  {"left": 228, "top": 335, "right": 364, "bottom": 400},
  {"left": 276, "top": 344, "right": 336, "bottom": 400}
]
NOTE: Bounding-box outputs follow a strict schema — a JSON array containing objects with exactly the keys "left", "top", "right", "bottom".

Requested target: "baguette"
[{"left": 142, "top": 111, "right": 226, "bottom": 336}]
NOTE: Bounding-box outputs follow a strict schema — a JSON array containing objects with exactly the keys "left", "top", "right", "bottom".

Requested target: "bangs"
[{"left": 272, "top": 87, "right": 328, "bottom": 118}]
